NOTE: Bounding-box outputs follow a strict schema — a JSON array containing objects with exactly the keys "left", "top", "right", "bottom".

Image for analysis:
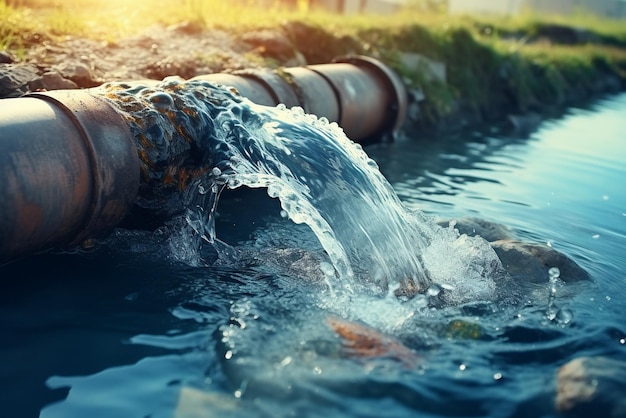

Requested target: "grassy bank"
[{"left": 2, "top": 0, "right": 626, "bottom": 131}]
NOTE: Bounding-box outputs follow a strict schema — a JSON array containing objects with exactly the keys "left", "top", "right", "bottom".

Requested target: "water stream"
[{"left": 102, "top": 77, "right": 504, "bottom": 303}]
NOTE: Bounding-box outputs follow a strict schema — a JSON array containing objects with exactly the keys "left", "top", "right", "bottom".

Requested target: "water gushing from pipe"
[{"left": 99, "top": 77, "right": 438, "bottom": 294}]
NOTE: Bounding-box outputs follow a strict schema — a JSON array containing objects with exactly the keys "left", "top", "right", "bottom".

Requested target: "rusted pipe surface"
[
  {"left": 194, "top": 55, "right": 407, "bottom": 143},
  {"left": 0, "top": 91, "right": 139, "bottom": 261},
  {"left": 279, "top": 66, "right": 340, "bottom": 122},
  {"left": 192, "top": 73, "right": 277, "bottom": 106}
]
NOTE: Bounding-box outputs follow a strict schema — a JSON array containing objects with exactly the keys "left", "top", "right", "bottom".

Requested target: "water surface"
[{"left": 1, "top": 92, "right": 625, "bottom": 418}]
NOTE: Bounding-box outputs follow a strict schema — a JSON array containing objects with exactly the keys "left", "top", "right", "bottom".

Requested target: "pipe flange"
[{"left": 333, "top": 55, "right": 408, "bottom": 139}]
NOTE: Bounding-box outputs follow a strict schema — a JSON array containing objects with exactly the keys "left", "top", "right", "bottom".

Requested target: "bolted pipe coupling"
[{"left": 0, "top": 90, "right": 139, "bottom": 262}]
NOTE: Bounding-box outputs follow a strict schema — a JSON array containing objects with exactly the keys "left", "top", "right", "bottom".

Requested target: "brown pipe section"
[
  {"left": 0, "top": 90, "right": 139, "bottom": 262},
  {"left": 0, "top": 56, "right": 406, "bottom": 262},
  {"left": 193, "top": 55, "right": 408, "bottom": 143}
]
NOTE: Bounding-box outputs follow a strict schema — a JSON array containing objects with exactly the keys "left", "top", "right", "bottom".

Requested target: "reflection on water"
[{"left": 2, "top": 93, "right": 626, "bottom": 418}]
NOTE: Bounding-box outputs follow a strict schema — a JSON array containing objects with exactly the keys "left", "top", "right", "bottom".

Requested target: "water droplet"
[
  {"left": 548, "top": 267, "right": 560, "bottom": 280},
  {"left": 212, "top": 167, "right": 222, "bottom": 176},
  {"left": 620, "top": 338, "right": 625, "bottom": 345},
  {"left": 313, "top": 366, "right": 322, "bottom": 375},
  {"left": 592, "top": 234, "right": 600, "bottom": 239},
  {"left": 493, "top": 372, "right": 503, "bottom": 380},
  {"left": 225, "top": 350, "right": 233, "bottom": 360},
  {"left": 459, "top": 364, "right": 466, "bottom": 371}
]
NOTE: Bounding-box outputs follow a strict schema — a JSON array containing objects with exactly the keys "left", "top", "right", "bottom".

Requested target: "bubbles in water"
[{"left": 420, "top": 226, "right": 502, "bottom": 305}]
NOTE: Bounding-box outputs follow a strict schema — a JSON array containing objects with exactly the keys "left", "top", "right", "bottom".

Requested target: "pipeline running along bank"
[{"left": 0, "top": 56, "right": 407, "bottom": 263}]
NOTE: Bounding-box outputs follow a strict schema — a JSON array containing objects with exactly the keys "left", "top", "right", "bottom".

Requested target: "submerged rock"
[
  {"left": 327, "top": 316, "right": 420, "bottom": 368},
  {"left": 492, "top": 240, "right": 590, "bottom": 283},
  {"left": 556, "top": 356, "right": 626, "bottom": 418},
  {"left": 438, "top": 217, "right": 591, "bottom": 283},
  {"left": 438, "top": 217, "right": 512, "bottom": 242}
]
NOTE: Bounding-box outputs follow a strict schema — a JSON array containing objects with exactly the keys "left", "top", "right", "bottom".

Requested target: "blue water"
[{"left": 2, "top": 92, "right": 626, "bottom": 418}]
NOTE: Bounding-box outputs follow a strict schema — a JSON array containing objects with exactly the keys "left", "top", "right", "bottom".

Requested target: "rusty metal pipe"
[
  {"left": 193, "top": 55, "right": 408, "bottom": 143},
  {"left": 0, "top": 56, "right": 406, "bottom": 262},
  {"left": 0, "top": 90, "right": 140, "bottom": 262}
]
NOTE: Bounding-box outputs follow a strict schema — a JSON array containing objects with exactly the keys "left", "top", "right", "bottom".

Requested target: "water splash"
[
  {"left": 546, "top": 267, "right": 561, "bottom": 321},
  {"left": 98, "top": 77, "right": 502, "bottom": 299},
  {"left": 545, "top": 266, "right": 573, "bottom": 326}
]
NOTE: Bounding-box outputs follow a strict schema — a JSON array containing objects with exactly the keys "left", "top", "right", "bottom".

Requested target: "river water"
[{"left": 1, "top": 91, "right": 625, "bottom": 418}]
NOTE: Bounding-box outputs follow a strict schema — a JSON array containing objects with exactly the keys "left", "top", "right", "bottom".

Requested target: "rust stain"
[
  {"left": 136, "top": 133, "right": 152, "bottom": 150},
  {"left": 177, "top": 167, "right": 190, "bottom": 191},
  {"left": 182, "top": 107, "right": 198, "bottom": 118},
  {"left": 176, "top": 124, "right": 193, "bottom": 143},
  {"left": 15, "top": 196, "right": 44, "bottom": 239},
  {"left": 137, "top": 149, "right": 155, "bottom": 168},
  {"left": 162, "top": 166, "right": 178, "bottom": 186}
]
